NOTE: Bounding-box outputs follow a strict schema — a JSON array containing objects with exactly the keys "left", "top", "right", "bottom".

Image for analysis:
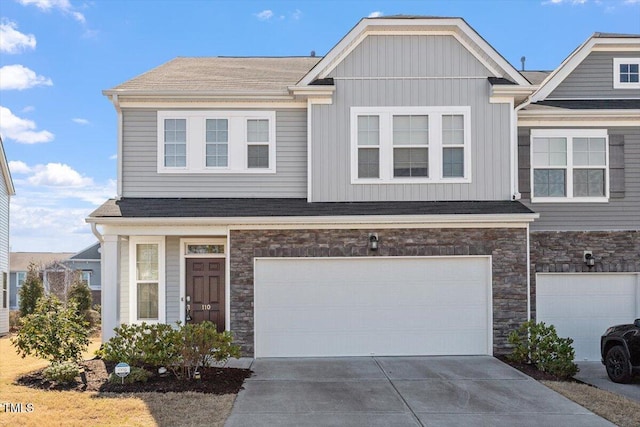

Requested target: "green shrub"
[
  {"left": 11, "top": 296, "right": 90, "bottom": 363},
  {"left": 100, "top": 321, "right": 241, "bottom": 380},
  {"left": 68, "top": 278, "right": 93, "bottom": 313},
  {"left": 43, "top": 361, "right": 80, "bottom": 384},
  {"left": 9, "top": 310, "right": 21, "bottom": 332},
  {"left": 108, "top": 366, "right": 152, "bottom": 384},
  {"left": 18, "top": 263, "right": 44, "bottom": 316},
  {"left": 508, "top": 320, "right": 578, "bottom": 379},
  {"left": 84, "top": 309, "right": 101, "bottom": 330}
]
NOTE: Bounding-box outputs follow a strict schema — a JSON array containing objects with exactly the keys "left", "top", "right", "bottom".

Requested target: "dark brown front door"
[{"left": 186, "top": 258, "right": 225, "bottom": 332}]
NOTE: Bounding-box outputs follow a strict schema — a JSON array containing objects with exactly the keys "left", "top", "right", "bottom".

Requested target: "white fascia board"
[
  {"left": 491, "top": 85, "right": 537, "bottom": 98},
  {"left": 89, "top": 213, "right": 540, "bottom": 231},
  {"left": 103, "top": 89, "right": 291, "bottom": 98},
  {"left": 297, "top": 17, "right": 529, "bottom": 87},
  {"left": 518, "top": 109, "right": 640, "bottom": 127},
  {"left": 530, "top": 37, "right": 640, "bottom": 103},
  {"left": 0, "top": 139, "right": 15, "bottom": 196},
  {"left": 288, "top": 86, "right": 335, "bottom": 96}
]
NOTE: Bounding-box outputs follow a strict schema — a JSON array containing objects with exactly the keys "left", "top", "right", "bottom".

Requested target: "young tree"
[
  {"left": 68, "top": 272, "right": 92, "bottom": 314},
  {"left": 19, "top": 263, "right": 44, "bottom": 316}
]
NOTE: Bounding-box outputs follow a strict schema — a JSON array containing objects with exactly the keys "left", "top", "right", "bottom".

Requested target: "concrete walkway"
[
  {"left": 226, "top": 356, "right": 613, "bottom": 427},
  {"left": 576, "top": 361, "right": 640, "bottom": 402}
]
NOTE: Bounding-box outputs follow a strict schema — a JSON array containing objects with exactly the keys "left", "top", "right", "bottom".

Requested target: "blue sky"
[{"left": 1, "top": 0, "right": 639, "bottom": 252}]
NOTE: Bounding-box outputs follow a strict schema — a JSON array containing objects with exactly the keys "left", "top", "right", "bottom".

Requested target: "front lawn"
[{"left": 0, "top": 336, "right": 240, "bottom": 427}]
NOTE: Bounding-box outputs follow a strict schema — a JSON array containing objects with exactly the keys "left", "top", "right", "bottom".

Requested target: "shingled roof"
[{"left": 106, "top": 57, "right": 322, "bottom": 94}]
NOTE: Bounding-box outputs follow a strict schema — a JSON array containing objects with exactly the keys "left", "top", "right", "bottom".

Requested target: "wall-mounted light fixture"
[
  {"left": 583, "top": 251, "right": 595, "bottom": 267},
  {"left": 369, "top": 233, "right": 379, "bottom": 251}
]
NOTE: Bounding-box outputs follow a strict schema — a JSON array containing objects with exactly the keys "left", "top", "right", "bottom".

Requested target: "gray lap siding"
[{"left": 229, "top": 227, "right": 529, "bottom": 357}]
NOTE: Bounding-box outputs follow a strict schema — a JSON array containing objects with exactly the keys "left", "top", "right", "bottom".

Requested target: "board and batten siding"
[
  {"left": 310, "top": 34, "right": 513, "bottom": 202},
  {"left": 0, "top": 174, "right": 9, "bottom": 334},
  {"left": 519, "top": 127, "right": 640, "bottom": 231},
  {"left": 121, "top": 109, "right": 307, "bottom": 198},
  {"left": 549, "top": 52, "right": 640, "bottom": 99}
]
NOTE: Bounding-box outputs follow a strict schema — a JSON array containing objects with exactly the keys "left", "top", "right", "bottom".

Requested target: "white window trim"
[
  {"left": 350, "top": 106, "right": 471, "bottom": 184},
  {"left": 613, "top": 58, "right": 640, "bottom": 89},
  {"left": 129, "top": 236, "right": 166, "bottom": 324},
  {"left": 530, "top": 129, "right": 609, "bottom": 203},
  {"left": 157, "top": 111, "right": 276, "bottom": 174}
]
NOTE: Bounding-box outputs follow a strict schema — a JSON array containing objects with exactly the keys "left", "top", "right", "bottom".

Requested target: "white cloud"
[
  {"left": 0, "top": 64, "right": 53, "bottom": 90},
  {"left": 0, "top": 19, "right": 36, "bottom": 54},
  {"left": 72, "top": 118, "right": 89, "bottom": 125},
  {"left": 624, "top": 0, "right": 640, "bottom": 4},
  {"left": 8, "top": 160, "right": 32, "bottom": 174},
  {"left": 27, "top": 163, "right": 94, "bottom": 187},
  {"left": 109, "top": 154, "right": 117, "bottom": 160},
  {"left": 368, "top": 11, "right": 384, "bottom": 17},
  {"left": 0, "top": 106, "right": 54, "bottom": 144},
  {"left": 542, "top": 0, "right": 587, "bottom": 4},
  {"left": 16, "top": 0, "right": 86, "bottom": 23},
  {"left": 256, "top": 9, "right": 274, "bottom": 20},
  {"left": 22, "top": 105, "right": 35, "bottom": 113},
  {"left": 291, "top": 9, "right": 303, "bottom": 20}
]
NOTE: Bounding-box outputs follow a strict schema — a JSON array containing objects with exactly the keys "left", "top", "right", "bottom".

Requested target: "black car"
[{"left": 601, "top": 318, "right": 640, "bottom": 383}]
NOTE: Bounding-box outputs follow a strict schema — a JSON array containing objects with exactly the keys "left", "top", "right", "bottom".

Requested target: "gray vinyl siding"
[
  {"left": 166, "top": 237, "right": 180, "bottom": 324},
  {"left": 311, "top": 34, "right": 512, "bottom": 202},
  {"left": 549, "top": 52, "right": 640, "bottom": 99},
  {"left": 121, "top": 109, "right": 307, "bottom": 198},
  {"left": 519, "top": 127, "right": 640, "bottom": 231}
]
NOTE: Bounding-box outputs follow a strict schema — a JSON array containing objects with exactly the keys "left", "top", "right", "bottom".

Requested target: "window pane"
[
  {"left": 443, "top": 147, "right": 464, "bottom": 177},
  {"left": 358, "top": 116, "right": 379, "bottom": 146},
  {"left": 534, "top": 169, "right": 566, "bottom": 197},
  {"left": 393, "top": 147, "right": 428, "bottom": 177},
  {"left": 358, "top": 147, "right": 379, "bottom": 178},
  {"left": 247, "top": 119, "right": 269, "bottom": 142},
  {"left": 533, "top": 137, "right": 566, "bottom": 166},
  {"left": 573, "top": 137, "right": 606, "bottom": 166},
  {"left": 137, "top": 282, "right": 158, "bottom": 320},
  {"left": 574, "top": 169, "right": 605, "bottom": 197},
  {"left": 248, "top": 145, "right": 269, "bottom": 168},
  {"left": 206, "top": 119, "right": 229, "bottom": 167},
  {"left": 136, "top": 244, "right": 158, "bottom": 281},
  {"left": 393, "top": 115, "right": 428, "bottom": 145},
  {"left": 187, "top": 244, "right": 225, "bottom": 255},
  {"left": 442, "top": 115, "right": 464, "bottom": 145},
  {"left": 206, "top": 119, "right": 228, "bottom": 143},
  {"left": 164, "top": 119, "right": 186, "bottom": 167}
]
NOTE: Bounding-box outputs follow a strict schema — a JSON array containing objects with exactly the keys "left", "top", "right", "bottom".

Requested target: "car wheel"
[{"left": 605, "top": 345, "right": 632, "bottom": 384}]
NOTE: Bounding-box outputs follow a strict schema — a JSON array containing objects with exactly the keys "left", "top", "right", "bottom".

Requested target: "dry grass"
[
  {"left": 0, "top": 335, "right": 236, "bottom": 427},
  {"left": 542, "top": 380, "right": 640, "bottom": 427}
]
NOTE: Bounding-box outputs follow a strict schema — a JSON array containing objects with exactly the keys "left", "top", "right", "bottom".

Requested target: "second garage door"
[{"left": 254, "top": 256, "right": 492, "bottom": 357}]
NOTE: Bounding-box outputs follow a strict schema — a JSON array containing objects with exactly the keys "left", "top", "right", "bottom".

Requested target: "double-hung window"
[
  {"left": 351, "top": 107, "right": 470, "bottom": 183},
  {"left": 129, "top": 237, "right": 165, "bottom": 323},
  {"left": 613, "top": 58, "right": 640, "bottom": 89},
  {"left": 157, "top": 111, "right": 275, "bottom": 173},
  {"left": 531, "top": 129, "right": 609, "bottom": 202}
]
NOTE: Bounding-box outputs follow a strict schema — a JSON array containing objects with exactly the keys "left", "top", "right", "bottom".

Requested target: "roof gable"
[
  {"left": 297, "top": 17, "right": 529, "bottom": 87},
  {"left": 530, "top": 33, "right": 640, "bottom": 103}
]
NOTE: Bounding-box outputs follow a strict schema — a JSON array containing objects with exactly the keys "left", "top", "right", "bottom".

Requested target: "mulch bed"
[
  {"left": 15, "top": 358, "right": 252, "bottom": 394},
  {"left": 496, "top": 355, "right": 580, "bottom": 382}
]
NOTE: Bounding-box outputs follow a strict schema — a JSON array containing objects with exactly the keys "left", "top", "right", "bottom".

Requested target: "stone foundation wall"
[
  {"left": 530, "top": 230, "right": 640, "bottom": 317},
  {"left": 229, "top": 227, "right": 528, "bottom": 356}
]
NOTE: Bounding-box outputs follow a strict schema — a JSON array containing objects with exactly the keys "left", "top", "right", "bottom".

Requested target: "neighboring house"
[
  {"left": 9, "top": 244, "right": 101, "bottom": 309},
  {"left": 0, "top": 137, "right": 15, "bottom": 336},
  {"left": 89, "top": 17, "right": 639, "bottom": 360}
]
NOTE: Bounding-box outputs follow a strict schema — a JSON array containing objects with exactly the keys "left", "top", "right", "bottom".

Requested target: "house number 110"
[{"left": 201, "top": 304, "right": 211, "bottom": 310}]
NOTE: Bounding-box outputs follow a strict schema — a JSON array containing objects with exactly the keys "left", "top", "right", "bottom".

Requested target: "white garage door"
[
  {"left": 537, "top": 273, "right": 640, "bottom": 361},
  {"left": 254, "top": 256, "right": 492, "bottom": 357}
]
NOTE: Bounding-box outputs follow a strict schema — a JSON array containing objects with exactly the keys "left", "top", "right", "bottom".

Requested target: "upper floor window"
[
  {"left": 81, "top": 271, "right": 92, "bottom": 289},
  {"left": 351, "top": 107, "right": 471, "bottom": 184},
  {"left": 157, "top": 111, "right": 276, "bottom": 174},
  {"left": 613, "top": 58, "right": 640, "bottom": 89},
  {"left": 531, "top": 129, "right": 609, "bottom": 203}
]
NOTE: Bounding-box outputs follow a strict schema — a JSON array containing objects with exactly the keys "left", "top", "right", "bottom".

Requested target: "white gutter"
[{"left": 91, "top": 223, "right": 104, "bottom": 244}]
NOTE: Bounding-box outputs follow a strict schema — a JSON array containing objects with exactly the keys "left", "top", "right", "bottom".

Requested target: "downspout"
[{"left": 91, "top": 223, "right": 104, "bottom": 244}]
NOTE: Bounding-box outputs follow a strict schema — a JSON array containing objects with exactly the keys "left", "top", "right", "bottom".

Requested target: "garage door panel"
[
  {"left": 537, "top": 273, "right": 639, "bottom": 361},
  {"left": 255, "top": 257, "right": 492, "bottom": 357}
]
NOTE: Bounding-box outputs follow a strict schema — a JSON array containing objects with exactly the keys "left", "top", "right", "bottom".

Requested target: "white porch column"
[{"left": 101, "top": 234, "right": 119, "bottom": 342}]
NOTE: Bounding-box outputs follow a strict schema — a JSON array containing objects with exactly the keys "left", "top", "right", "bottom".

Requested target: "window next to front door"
[{"left": 129, "top": 236, "right": 166, "bottom": 323}]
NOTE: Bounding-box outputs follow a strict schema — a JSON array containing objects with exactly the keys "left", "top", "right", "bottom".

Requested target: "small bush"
[
  {"left": 92, "top": 304, "right": 101, "bottom": 314},
  {"left": 11, "top": 296, "right": 90, "bottom": 363},
  {"left": 108, "top": 366, "right": 151, "bottom": 384},
  {"left": 9, "top": 310, "right": 21, "bottom": 332},
  {"left": 175, "top": 321, "right": 240, "bottom": 379},
  {"left": 84, "top": 309, "right": 101, "bottom": 330},
  {"left": 18, "top": 263, "right": 44, "bottom": 316},
  {"left": 68, "top": 279, "right": 93, "bottom": 313},
  {"left": 508, "top": 320, "right": 578, "bottom": 379},
  {"left": 43, "top": 361, "right": 80, "bottom": 384}
]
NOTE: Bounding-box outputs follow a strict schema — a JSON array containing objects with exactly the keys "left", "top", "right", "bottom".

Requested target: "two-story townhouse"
[
  {"left": 517, "top": 33, "right": 640, "bottom": 361},
  {"left": 90, "top": 16, "right": 543, "bottom": 358},
  {"left": 0, "top": 137, "right": 15, "bottom": 336}
]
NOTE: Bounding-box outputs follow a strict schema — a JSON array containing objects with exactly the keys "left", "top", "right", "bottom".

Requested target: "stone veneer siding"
[
  {"left": 229, "top": 227, "right": 528, "bottom": 357},
  {"left": 530, "top": 230, "right": 640, "bottom": 317}
]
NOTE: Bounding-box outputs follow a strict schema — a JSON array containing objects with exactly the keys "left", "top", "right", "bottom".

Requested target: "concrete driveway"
[
  {"left": 576, "top": 361, "right": 640, "bottom": 402},
  {"left": 226, "top": 356, "right": 613, "bottom": 427}
]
